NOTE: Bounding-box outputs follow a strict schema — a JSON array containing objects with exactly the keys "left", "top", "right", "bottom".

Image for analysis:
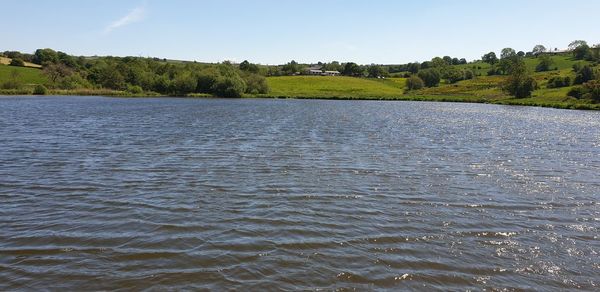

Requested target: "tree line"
[{"left": 2, "top": 49, "right": 269, "bottom": 97}]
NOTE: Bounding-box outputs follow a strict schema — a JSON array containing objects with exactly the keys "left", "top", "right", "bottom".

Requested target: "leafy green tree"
[
  {"left": 211, "top": 75, "right": 246, "bottom": 98},
  {"left": 517, "top": 51, "right": 525, "bottom": 57},
  {"left": 431, "top": 57, "right": 447, "bottom": 68},
  {"left": 482, "top": 52, "right": 498, "bottom": 65},
  {"left": 171, "top": 71, "right": 197, "bottom": 95},
  {"left": 573, "top": 44, "right": 591, "bottom": 60},
  {"left": 367, "top": 65, "right": 386, "bottom": 78},
  {"left": 568, "top": 40, "right": 588, "bottom": 51},
  {"left": 342, "top": 62, "right": 364, "bottom": 76},
  {"left": 417, "top": 69, "right": 441, "bottom": 87},
  {"left": 323, "top": 61, "right": 343, "bottom": 72},
  {"left": 503, "top": 58, "right": 537, "bottom": 98},
  {"left": 583, "top": 79, "right": 600, "bottom": 101},
  {"left": 33, "top": 84, "right": 48, "bottom": 95},
  {"left": 443, "top": 67, "right": 465, "bottom": 83},
  {"left": 532, "top": 45, "right": 547, "bottom": 56},
  {"left": 242, "top": 73, "right": 270, "bottom": 94},
  {"left": 33, "top": 48, "right": 59, "bottom": 65},
  {"left": 94, "top": 64, "right": 125, "bottom": 90},
  {"left": 239, "top": 60, "right": 259, "bottom": 73},
  {"left": 196, "top": 67, "right": 221, "bottom": 93},
  {"left": 405, "top": 75, "right": 424, "bottom": 90},
  {"left": 535, "top": 55, "right": 554, "bottom": 72},
  {"left": 500, "top": 48, "right": 516, "bottom": 59},
  {"left": 574, "top": 65, "right": 596, "bottom": 84},
  {"left": 43, "top": 63, "right": 73, "bottom": 84},
  {"left": 282, "top": 60, "right": 299, "bottom": 75},
  {"left": 9, "top": 58, "right": 24, "bottom": 67},
  {"left": 442, "top": 56, "right": 452, "bottom": 65},
  {"left": 407, "top": 62, "right": 420, "bottom": 74}
]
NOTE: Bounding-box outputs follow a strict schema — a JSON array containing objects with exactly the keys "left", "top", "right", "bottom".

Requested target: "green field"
[
  {"left": 0, "top": 64, "right": 47, "bottom": 85},
  {"left": 265, "top": 76, "right": 406, "bottom": 99}
]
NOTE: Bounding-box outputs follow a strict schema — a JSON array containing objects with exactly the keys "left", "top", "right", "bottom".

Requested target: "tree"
[
  {"left": 342, "top": 62, "right": 363, "bottom": 77},
  {"left": 535, "top": 55, "right": 554, "bottom": 72},
  {"left": 442, "top": 56, "right": 452, "bottom": 65},
  {"left": 43, "top": 63, "right": 73, "bottom": 84},
  {"left": 504, "top": 58, "right": 537, "bottom": 98},
  {"left": 517, "top": 51, "right": 525, "bottom": 57},
  {"left": 33, "top": 84, "right": 48, "bottom": 95},
  {"left": 532, "top": 45, "right": 547, "bottom": 56},
  {"left": 417, "top": 69, "right": 441, "bottom": 87},
  {"left": 574, "top": 65, "right": 596, "bottom": 84},
  {"left": 171, "top": 71, "right": 197, "bottom": 95},
  {"left": 33, "top": 48, "right": 59, "bottom": 65},
  {"left": 405, "top": 75, "right": 424, "bottom": 90},
  {"left": 367, "top": 65, "right": 385, "bottom": 78},
  {"left": 568, "top": 40, "right": 588, "bottom": 51},
  {"left": 239, "top": 60, "right": 259, "bottom": 73},
  {"left": 323, "top": 61, "right": 343, "bottom": 72},
  {"left": 242, "top": 73, "right": 269, "bottom": 94},
  {"left": 444, "top": 67, "right": 465, "bottom": 84},
  {"left": 573, "top": 44, "right": 591, "bottom": 60},
  {"left": 211, "top": 74, "right": 246, "bottom": 98},
  {"left": 282, "top": 60, "right": 299, "bottom": 75},
  {"left": 431, "top": 57, "right": 447, "bottom": 68},
  {"left": 459, "top": 58, "right": 467, "bottom": 65},
  {"left": 583, "top": 79, "right": 600, "bottom": 101},
  {"left": 500, "top": 48, "right": 516, "bottom": 59},
  {"left": 9, "top": 58, "right": 25, "bottom": 67},
  {"left": 407, "top": 62, "right": 420, "bottom": 74},
  {"left": 482, "top": 52, "right": 498, "bottom": 65}
]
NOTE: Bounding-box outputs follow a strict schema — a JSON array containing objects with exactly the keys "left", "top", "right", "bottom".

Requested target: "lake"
[{"left": 0, "top": 96, "right": 599, "bottom": 290}]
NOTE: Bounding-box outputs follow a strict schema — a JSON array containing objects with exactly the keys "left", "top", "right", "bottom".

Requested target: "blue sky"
[{"left": 2, "top": 0, "right": 599, "bottom": 64}]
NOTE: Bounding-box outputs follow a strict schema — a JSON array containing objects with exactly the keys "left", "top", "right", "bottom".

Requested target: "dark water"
[{"left": 1, "top": 96, "right": 599, "bottom": 290}]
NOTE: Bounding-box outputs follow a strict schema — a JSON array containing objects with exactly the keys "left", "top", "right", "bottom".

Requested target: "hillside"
[
  {"left": 266, "top": 76, "right": 406, "bottom": 99},
  {"left": 0, "top": 64, "right": 47, "bottom": 85},
  {"left": 263, "top": 54, "right": 599, "bottom": 109},
  {"left": 0, "top": 56, "right": 42, "bottom": 68}
]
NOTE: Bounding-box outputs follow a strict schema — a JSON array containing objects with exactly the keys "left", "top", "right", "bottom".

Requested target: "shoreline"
[{"left": 2, "top": 91, "right": 599, "bottom": 111}]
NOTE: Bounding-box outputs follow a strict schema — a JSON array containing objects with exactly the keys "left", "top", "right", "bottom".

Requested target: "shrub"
[
  {"left": 464, "top": 69, "right": 475, "bottom": 80},
  {"left": 127, "top": 84, "right": 143, "bottom": 94},
  {"left": 243, "top": 73, "right": 269, "bottom": 94},
  {"left": 196, "top": 67, "right": 220, "bottom": 93},
  {"left": 583, "top": 79, "right": 600, "bottom": 101},
  {"left": 547, "top": 76, "right": 571, "bottom": 88},
  {"left": 33, "top": 84, "right": 48, "bottom": 95},
  {"left": 211, "top": 75, "right": 246, "bottom": 98},
  {"left": 405, "top": 75, "right": 424, "bottom": 90},
  {"left": 567, "top": 86, "right": 587, "bottom": 99},
  {"left": 417, "top": 69, "right": 440, "bottom": 87},
  {"left": 504, "top": 59, "right": 537, "bottom": 98},
  {"left": 1, "top": 80, "right": 21, "bottom": 89},
  {"left": 444, "top": 67, "right": 465, "bottom": 84},
  {"left": 574, "top": 65, "right": 596, "bottom": 85},
  {"left": 9, "top": 58, "right": 25, "bottom": 67},
  {"left": 535, "top": 55, "right": 553, "bottom": 72}
]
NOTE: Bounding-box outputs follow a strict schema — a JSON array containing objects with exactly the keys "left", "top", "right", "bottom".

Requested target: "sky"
[{"left": 2, "top": 0, "right": 599, "bottom": 65}]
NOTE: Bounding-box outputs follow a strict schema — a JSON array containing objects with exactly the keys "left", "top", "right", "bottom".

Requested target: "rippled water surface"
[{"left": 1, "top": 96, "right": 599, "bottom": 290}]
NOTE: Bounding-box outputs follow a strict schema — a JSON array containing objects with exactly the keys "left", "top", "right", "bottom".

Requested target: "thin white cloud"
[{"left": 104, "top": 5, "right": 146, "bottom": 34}]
